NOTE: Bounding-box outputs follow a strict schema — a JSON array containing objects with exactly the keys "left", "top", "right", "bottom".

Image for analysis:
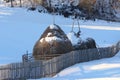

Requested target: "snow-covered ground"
[
  {"left": 0, "top": 4, "right": 120, "bottom": 80},
  {"left": 55, "top": 51, "right": 120, "bottom": 79},
  {"left": 31, "top": 51, "right": 120, "bottom": 80}
]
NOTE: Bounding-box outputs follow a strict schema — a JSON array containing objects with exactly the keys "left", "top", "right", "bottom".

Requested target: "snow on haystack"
[
  {"left": 40, "top": 36, "right": 63, "bottom": 44},
  {"left": 40, "top": 32, "right": 63, "bottom": 44},
  {"left": 49, "top": 24, "right": 59, "bottom": 30},
  {"left": 67, "top": 32, "right": 80, "bottom": 45},
  {"left": 67, "top": 32, "right": 96, "bottom": 50},
  {"left": 33, "top": 24, "right": 73, "bottom": 60}
]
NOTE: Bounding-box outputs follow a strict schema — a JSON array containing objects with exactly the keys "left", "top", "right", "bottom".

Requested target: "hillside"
[
  {"left": 2, "top": 0, "right": 120, "bottom": 21},
  {"left": 35, "top": 0, "right": 120, "bottom": 22},
  {"left": 0, "top": 2, "right": 120, "bottom": 80},
  {"left": 0, "top": 3, "right": 120, "bottom": 63}
]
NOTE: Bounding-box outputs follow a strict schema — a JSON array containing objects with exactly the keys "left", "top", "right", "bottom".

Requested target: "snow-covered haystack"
[
  {"left": 73, "top": 38, "right": 97, "bottom": 50},
  {"left": 33, "top": 24, "right": 73, "bottom": 60},
  {"left": 116, "top": 41, "right": 120, "bottom": 50},
  {"left": 67, "top": 32, "right": 96, "bottom": 50}
]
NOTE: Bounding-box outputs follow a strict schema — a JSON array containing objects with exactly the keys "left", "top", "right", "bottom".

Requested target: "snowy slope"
[{"left": 0, "top": 3, "right": 120, "bottom": 80}]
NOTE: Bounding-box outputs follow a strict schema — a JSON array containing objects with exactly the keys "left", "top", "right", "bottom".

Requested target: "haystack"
[
  {"left": 116, "top": 41, "right": 120, "bottom": 50},
  {"left": 73, "top": 38, "right": 97, "bottom": 50},
  {"left": 33, "top": 24, "right": 73, "bottom": 60}
]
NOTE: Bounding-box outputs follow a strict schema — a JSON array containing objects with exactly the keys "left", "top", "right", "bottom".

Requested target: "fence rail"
[{"left": 0, "top": 45, "right": 119, "bottom": 80}]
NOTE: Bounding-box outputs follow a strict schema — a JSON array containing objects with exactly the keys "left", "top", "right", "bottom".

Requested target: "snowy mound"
[
  {"left": 67, "top": 32, "right": 96, "bottom": 50},
  {"left": 33, "top": 24, "right": 73, "bottom": 60}
]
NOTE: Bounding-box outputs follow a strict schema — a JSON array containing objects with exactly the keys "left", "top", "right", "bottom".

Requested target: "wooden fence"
[{"left": 0, "top": 45, "right": 119, "bottom": 80}]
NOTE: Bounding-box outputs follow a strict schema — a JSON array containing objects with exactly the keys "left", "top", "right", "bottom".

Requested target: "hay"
[
  {"left": 116, "top": 41, "right": 120, "bottom": 50},
  {"left": 33, "top": 24, "right": 73, "bottom": 60},
  {"left": 73, "top": 38, "right": 97, "bottom": 50}
]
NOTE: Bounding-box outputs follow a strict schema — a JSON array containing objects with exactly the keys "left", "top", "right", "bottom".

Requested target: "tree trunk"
[
  {"left": 11, "top": 0, "right": 14, "bottom": 7},
  {"left": 20, "top": 0, "right": 22, "bottom": 7}
]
